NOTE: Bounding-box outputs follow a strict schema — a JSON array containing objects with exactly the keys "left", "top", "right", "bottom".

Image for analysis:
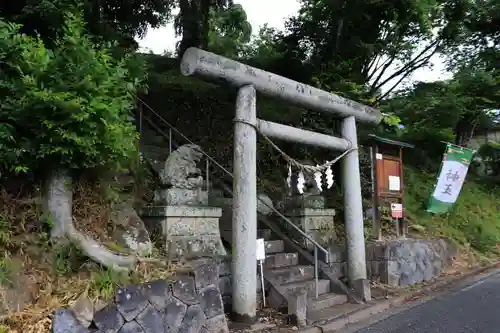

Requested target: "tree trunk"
[
  {"left": 44, "top": 170, "right": 137, "bottom": 271},
  {"left": 45, "top": 170, "right": 73, "bottom": 240},
  {"left": 455, "top": 113, "right": 478, "bottom": 147}
]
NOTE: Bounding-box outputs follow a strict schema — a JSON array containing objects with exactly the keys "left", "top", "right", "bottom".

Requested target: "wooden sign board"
[
  {"left": 376, "top": 154, "right": 402, "bottom": 195},
  {"left": 368, "top": 135, "right": 414, "bottom": 240}
]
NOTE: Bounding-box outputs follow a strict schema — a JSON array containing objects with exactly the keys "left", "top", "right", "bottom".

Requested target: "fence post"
[
  {"left": 341, "top": 116, "right": 370, "bottom": 301},
  {"left": 232, "top": 85, "right": 258, "bottom": 323}
]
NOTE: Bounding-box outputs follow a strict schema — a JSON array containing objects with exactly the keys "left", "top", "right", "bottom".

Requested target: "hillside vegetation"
[{"left": 404, "top": 167, "right": 500, "bottom": 258}]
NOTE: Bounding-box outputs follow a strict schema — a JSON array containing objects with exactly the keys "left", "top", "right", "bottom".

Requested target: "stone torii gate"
[{"left": 180, "top": 48, "right": 382, "bottom": 323}]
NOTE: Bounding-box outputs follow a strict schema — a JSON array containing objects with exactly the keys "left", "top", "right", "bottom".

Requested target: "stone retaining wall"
[
  {"left": 320, "top": 239, "right": 456, "bottom": 287},
  {"left": 366, "top": 238, "right": 457, "bottom": 287},
  {"left": 52, "top": 261, "right": 229, "bottom": 333}
]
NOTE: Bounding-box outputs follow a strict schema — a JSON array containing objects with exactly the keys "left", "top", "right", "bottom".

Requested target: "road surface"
[{"left": 353, "top": 272, "right": 500, "bottom": 333}]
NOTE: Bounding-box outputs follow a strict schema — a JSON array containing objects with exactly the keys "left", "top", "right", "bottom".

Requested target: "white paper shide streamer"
[
  {"left": 287, "top": 160, "right": 336, "bottom": 194},
  {"left": 296, "top": 171, "right": 306, "bottom": 194},
  {"left": 286, "top": 164, "right": 292, "bottom": 195},
  {"left": 325, "top": 165, "right": 334, "bottom": 189},
  {"left": 314, "top": 165, "right": 323, "bottom": 192}
]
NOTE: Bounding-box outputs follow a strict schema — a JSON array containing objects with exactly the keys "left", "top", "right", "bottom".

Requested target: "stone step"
[
  {"left": 306, "top": 303, "right": 368, "bottom": 324},
  {"left": 267, "top": 265, "right": 314, "bottom": 284},
  {"left": 264, "top": 240, "right": 284, "bottom": 254},
  {"left": 264, "top": 253, "right": 299, "bottom": 269},
  {"left": 281, "top": 279, "right": 331, "bottom": 298},
  {"left": 307, "top": 292, "right": 348, "bottom": 312},
  {"left": 257, "top": 229, "right": 273, "bottom": 241}
]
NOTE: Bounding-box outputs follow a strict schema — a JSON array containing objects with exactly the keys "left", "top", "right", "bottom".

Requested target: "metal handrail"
[{"left": 136, "top": 96, "right": 329, "bottom": 298}]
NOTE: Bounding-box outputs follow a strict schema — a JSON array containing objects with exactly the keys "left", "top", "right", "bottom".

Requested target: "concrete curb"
[{"left": 300, "top": 262, "right": 500, "bottom": 333}]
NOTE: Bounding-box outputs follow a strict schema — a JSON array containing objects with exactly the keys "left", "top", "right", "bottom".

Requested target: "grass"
[{"left": 403, "top": 166, "right": 500, "bottom": 259}]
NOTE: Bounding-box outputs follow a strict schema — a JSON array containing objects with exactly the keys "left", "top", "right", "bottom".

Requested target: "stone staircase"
[
  {"left": 137, "top": 109, "right": 361, "bottom": 325},
  {"left": 258, "top": 226, "right": 349, "bottom": 325}
]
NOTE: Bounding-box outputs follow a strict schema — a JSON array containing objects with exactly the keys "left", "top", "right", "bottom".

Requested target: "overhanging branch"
[{"left": 370, "top": 40, "right": 440, "bottom": 95}]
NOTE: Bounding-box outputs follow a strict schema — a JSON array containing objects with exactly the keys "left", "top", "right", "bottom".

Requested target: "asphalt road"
[{"left": 354, "top": 272, "right": 500, "bottom": 333}]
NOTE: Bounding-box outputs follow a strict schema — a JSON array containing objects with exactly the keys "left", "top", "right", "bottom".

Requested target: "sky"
[{"left": 138, "top": 0, "right": 452, "bottom": 91}]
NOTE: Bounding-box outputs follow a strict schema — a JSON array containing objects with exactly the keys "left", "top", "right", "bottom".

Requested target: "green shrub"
[{"left": 0, "top": 11, "right": 145, "bottom": 177}]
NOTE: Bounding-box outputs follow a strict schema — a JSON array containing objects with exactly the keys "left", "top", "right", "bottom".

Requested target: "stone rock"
[
  {"left": 257, "top": 194, "right": 274, "bottom": 215},
  {"left": 192, "top": 263, "right": 219, "bottom": 292},
  {"left": 118, "top": 321, "right": 145, "bottom": 333},
  {"left": 142, "top": 279, "right": 171, "bottom": 311},
  {"left": 135, "top": 304, "right": 165, "bottom": 333},
  {"left": 54, "top": 267, "right": 230, "bottom": 333},
  {"left": 111, "top": 204, "right": 153, "bottom": 256},
  {"left": 70, "top": 291, "right": 94, "bottom": 327},
  {"left": 115, "top": 284, "right": 149, "bottom": 321},
  {"left": 172, "top": 276, "right": 198, "bottom": 305},
  {"left": 163, "top": 296, "right": 188, "bottom": 332},
  {"left": 93, "top": 303, "right": 125, "bottom": 332},
  {"left": 178, "top": 305, "right": 206, "bottom": 333},
  {"left": 52, "top": 309, "right": 90, "bottom": 333},
  {"left": 198, "top": 285, "right": 224, "bottom": 319},
  {"left": 94, "top": 299, "right": 108, "bottom": 312}
]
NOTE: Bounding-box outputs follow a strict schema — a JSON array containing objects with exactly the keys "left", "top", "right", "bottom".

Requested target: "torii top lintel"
[{"left": 180, "top": 47, "right": 382, "bottom": 125}]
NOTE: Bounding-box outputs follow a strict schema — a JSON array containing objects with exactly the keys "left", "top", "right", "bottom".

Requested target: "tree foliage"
[
  {"left": 0, "top": 0, "right": 175, "bottom": 48},
  {"left": 174, "top": 0, "right": 234, "bottom": 56},
  {"left": 0, "top": 11, "right": 144, "bottom": 176},
  {"left": 206, "top": 4, "right": 252, "bottom": 58},
  {"left": 279, "top": 0, "right": 468, "bottom": 100}
]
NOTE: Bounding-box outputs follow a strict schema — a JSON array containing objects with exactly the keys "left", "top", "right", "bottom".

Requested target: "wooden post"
[{"left": 370, "top": 144, "right": 381, "bottom": 240}]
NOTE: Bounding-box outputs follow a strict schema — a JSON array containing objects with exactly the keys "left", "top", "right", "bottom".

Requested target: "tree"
[
  {"left": 0, "top": 10, "right": 149, "bottom": 270},
  {"left": 242, "top": 24, "right": 285, "bottom": 60},
  {"left": 384, "top": 68, "right": 499, "bottom": 148},
  {"left": 174, "top": 0, "right": 233, "bottom": 57},
  {"left": 443, "top": 0, "right": 500, "bottom": 67},
  {"left": 0, "top": 0, "right": 175, "bottom": 48},
  {"left": 206, "top": 4, "right": 252, "bottom": 58},
  {"left": 280, "top": 0, "right": 474, "bottom": 102},
  {"left": 0, "top": 11, "right": 143, "bottom": 176}
]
